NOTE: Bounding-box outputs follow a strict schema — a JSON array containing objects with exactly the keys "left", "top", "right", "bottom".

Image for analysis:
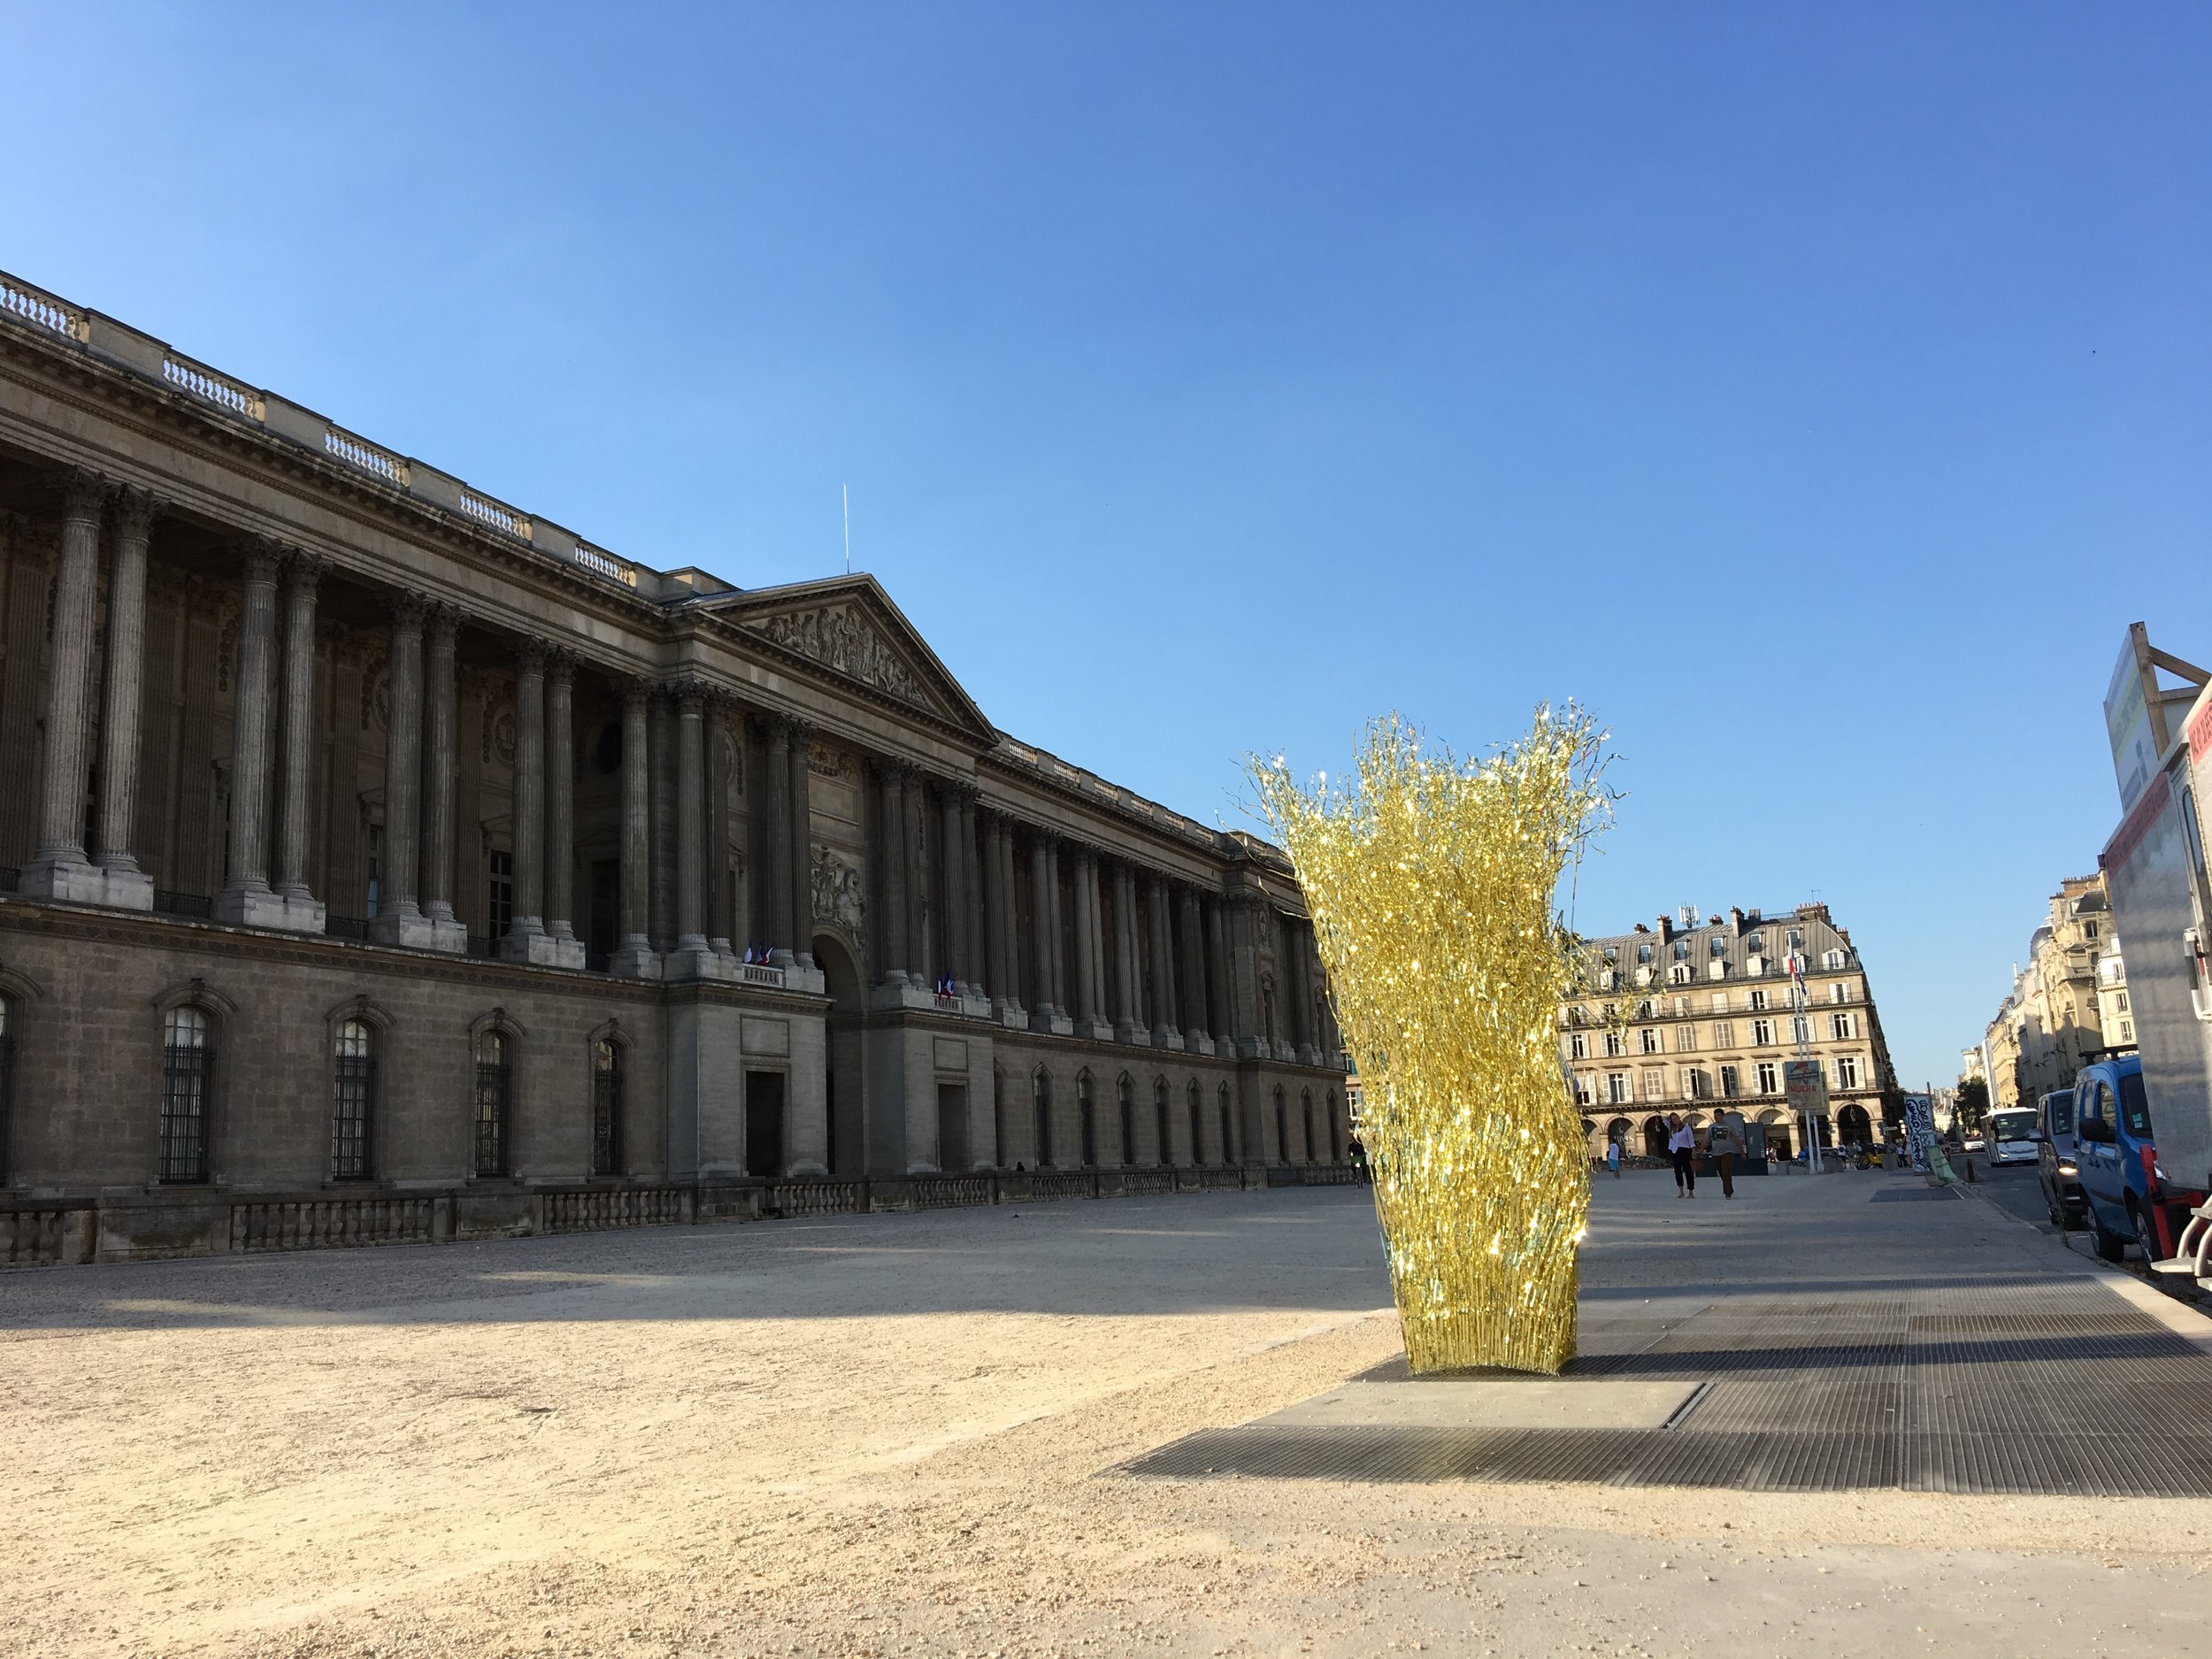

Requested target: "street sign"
[{"left": 1783, "top": 1059, "right": 1827, "bottom": 1119}]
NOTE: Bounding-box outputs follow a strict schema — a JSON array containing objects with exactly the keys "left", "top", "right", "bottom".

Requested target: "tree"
[{"left": 1955, "top": 1077, "right": 1990, "bottom": 1135}]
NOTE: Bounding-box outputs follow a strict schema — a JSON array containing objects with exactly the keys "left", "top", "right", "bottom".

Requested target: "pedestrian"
[
  {"left": 1667, "top": 1113, "right": 1696, "bottom": 1197},
  {"left": 1709, "top": 1110, "right": 1743, "bottom": 1199},
  {"left": 1605, "top": 1135, "right": 1622, "bottom": 1179}
]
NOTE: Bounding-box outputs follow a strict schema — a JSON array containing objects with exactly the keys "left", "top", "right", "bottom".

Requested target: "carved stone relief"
[
  {"left": 810, "top": 841, "right": 866, "bottom": 941},
  {"left": 751, "top": 603, "right": 926, "bottom": 709}
]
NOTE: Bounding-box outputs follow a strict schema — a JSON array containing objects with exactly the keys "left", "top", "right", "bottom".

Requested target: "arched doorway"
[
  {"left": 1642, "top": 1116, "right": 1669, "bottom": 1158},
  {"left": 1607, "top": 1116, "right": 1632, "bottom": 1150},
  {"left": 815, "top": 933, "right": 866, "bottom": 1178},
  {"left": 1758, "top": 1108, "right": 1791, "bottom": 1160},
  {"left": 1837, "top": 1103, "right": 1872, "bottom": 1148}
]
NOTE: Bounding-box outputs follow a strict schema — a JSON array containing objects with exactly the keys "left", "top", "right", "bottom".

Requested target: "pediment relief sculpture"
[
  {"left": 749, "top": 602, "right": 926, "bottom": 710},
  {"left": 810, "top": 842, "right": 866, "bottom": 941}
]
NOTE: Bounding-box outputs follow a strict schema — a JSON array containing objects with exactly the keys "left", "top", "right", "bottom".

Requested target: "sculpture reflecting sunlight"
[{"left": 1252, "top": 710, "right": 1612, "bottom": 1375}]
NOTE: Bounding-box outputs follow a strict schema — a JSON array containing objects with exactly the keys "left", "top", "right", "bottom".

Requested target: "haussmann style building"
[
  {"left": 1561, "top": 902, "right": 1900, "bottom": 1159},
  {"left": 0, "top": 270, "right": 1353, "bottom": 1265}
]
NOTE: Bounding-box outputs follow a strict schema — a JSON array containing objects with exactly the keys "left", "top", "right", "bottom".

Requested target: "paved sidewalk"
[{"left": 1132, "top": 1161, "right": 2212, "bottom": 1494}]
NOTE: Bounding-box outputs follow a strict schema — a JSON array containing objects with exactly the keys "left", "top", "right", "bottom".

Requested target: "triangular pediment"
[{"left": 705, "top": 575, "right": 995, "bottom": 743}]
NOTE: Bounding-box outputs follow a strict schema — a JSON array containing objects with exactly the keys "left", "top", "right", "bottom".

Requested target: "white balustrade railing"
[
  {"left": 163, "top": 352, "right": 265, "bottom": 420},
  {"left": 324, "top": 426, "right": 410, "bottom": 487},
  {"left": 0, "top": 274, "right": 86, "bottom": 342},
  {"left": 458, "top": 489, "right": 529, "bottom": 538},
  {"left": 740, "top": 963, "right": 786, "bottom": 988},
  {"left": 573, "top": 542, "right": 638, "bottom": 588}
]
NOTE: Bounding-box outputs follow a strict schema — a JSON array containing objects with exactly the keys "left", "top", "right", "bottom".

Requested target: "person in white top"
[{"left": 1666, "top": 1114, "right": 1697, "bottom": 1198}]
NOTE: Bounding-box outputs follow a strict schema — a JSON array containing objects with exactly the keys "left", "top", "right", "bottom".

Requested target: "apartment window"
[
  {"left": 1790, "top": 1015, "right": 1811, "bottom": 1044},
  {"left": 1601, "top": 1002, "right": 1617, "bottom": 1020},
  {"left": 1720, "top": 1064, "right": 1741, "bottom": 1099},
  {"left": 1713, "top": 1021, "right": 1733, "bottom": 1048},
  {"left": 2085, "top": 920, "right": 2100, "bottom": 940},
  {"left": 1573, "top": 1075, "right": 1592, "bottom": 1106},
  {"left": 1669, "top": 964, "right": 1690, "bottom": 985},
  {"left": 2117, "top": 991, "right": 2130, "bottom": 1013},
  {"left": 1751, "top": 1018, "right": 1775, "bottom": 1047},
  {"left": 1640, "top": 1068, "right": 1664, "bottom": 1101},
  {"left": 1673, "top": 1025, "right": 1698, "bottom": 1053},
  {"left": 1710, "top": 936, "right": 1727, "bottom": 956},
  {"left": 594, "top": 1039, "right": 626, "bottom": 1175},
  {"left": 159, "top": 1005, "right": 215, "bottom": 1183},
  {"left": 1755, "top": 1061, "right": 1779, "bottom": 1094},
  {"left": 1607, "top": 1073, "right": 1630, "bottom": 1104},
  {"left": 1835, "top": 1055, "right": 1862, "bottom": 1089},
  {"left": 1569, "top": 1031, "right": 1588, "bottom": 1059},
  {"left": 1604, "top": 1031, "right": 1624, "bottom": 1057},
  {"left": 1823, "top": 949, "right": 1846, "bottom": 970},
  {"left": 1830, "top": 1011, "right": 1854, "bottom": 1041},
  {"left": 1603, "top": 946, "right": 1617, "bottom": 963},
  {"left": 1787, "top": 927, "right": 1803, "bottom": 949},
  {"left": 488, "top": 849, "right": 515, "bottom": 938},
  {"left": 1637, "top": 942, "right": 1652, "bottom": 964},
  {"left": 472, "top": 1029, "right": 511, "bottom": 1177},
  {"left": 1672, "top": 995, "right": 1689, "bottom": 1017},
  {"left": 1640, "top": 1027, "right": 1662, "bottom": 1055},
  {"left": 1747, "top": 933, "right": 1764, "bottom": 955},
  {"left": 331, "top": 1018, "right": 376, "bottom": 1180},
  {"left": 1686, "top": 1068, "right": 1711, "bottom": 1100},
  {"left": 1567, "top": 1005, "right": 1586, "bottom": 1027},
  {"left": 1829, "top": 982, "right": 1847, "bottom": 1003},
  {"left": 1747, "top": 989, "right": 1769, "bottom": 1011},
  {"left": 1710, "top": 991, "right": 1730, "bottom": 1012},
  {"left": 2122, "top": 1018, "right": 2134, "bottom": 1041},
  {"left": 1673, "top": 940, "right": 1690, "bottom": 960}
]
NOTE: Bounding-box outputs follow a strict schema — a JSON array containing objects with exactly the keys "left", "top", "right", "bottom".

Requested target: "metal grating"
[{"left": 1870, "top": 1187, "right": 1962, "bottom": 1202}]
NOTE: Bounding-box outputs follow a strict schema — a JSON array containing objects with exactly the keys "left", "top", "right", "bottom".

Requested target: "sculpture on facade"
[{"left": 1252, "top": 709, "right": 1611, "bottom": 1375}]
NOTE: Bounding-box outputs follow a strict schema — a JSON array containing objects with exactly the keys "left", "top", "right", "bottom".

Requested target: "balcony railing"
[{"left": 162, "top": 351, "right": 265, "bottom": 420}]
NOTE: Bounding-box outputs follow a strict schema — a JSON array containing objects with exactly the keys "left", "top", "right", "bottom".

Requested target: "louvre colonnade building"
[{"left": 0, "top": 271, "right": 1350, "bottom": 1262}]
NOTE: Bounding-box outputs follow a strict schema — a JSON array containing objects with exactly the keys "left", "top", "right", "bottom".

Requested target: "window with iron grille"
[
  {"left": 1301, "top": 1088, "right": 1316, "bottom": 1162},
  {"left": 159, "top": 1005, "right": 213, "bottom": 1183},
  {"left": 593, "top": 1039, "right": 626, "bottom": 1175},
  {"left": 1155, "top": 1079, "right": 1171, "bottom": 1166},
  {"left": 1217, "top": 1084, "right": 1233, "bottom": 1164},
  {"left": 1030, "top": 1068, "right": 1053, "bottom": 1167},
  {"left": 488, "top": 849, "right": 514, "bottom": 938},
  {"left": 1272, "top": 1087, "right": 1287, "bottom": 1163},
  {"left": 331, "top": 1018, "right": 376, "bottom": 1179},
  {"left": 474, "top": 1030, "right": 511, "bottom": 1177},
  {"left": 1118, "top": 1075, "right": 1133, "bottom": 1165},
  {"left": 1078, "top": 1072, "right": 1097, "bottom": 1167},
  {"left": 1187, "top": 1080, "right": 1203, "bottom": 1167}
]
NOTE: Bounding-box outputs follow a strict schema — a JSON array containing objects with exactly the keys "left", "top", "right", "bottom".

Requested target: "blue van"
[{"left": 2071, "top": 1054, "right": 2176, "bottom": 1263}]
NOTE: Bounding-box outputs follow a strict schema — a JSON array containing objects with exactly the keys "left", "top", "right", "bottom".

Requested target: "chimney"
[
  {"left": 1656, "top": 914, "right": 1673, "bottom": 945},
  {"left": 1728, "top": 907, "right": 1745, "bottom": 931}
]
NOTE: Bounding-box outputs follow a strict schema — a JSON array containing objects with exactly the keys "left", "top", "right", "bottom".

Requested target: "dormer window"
[
  {"left": 1786, "top": 928, "right": 1803, "bottom": 950},
  {"left": 1673, "top": 940, "right": 1690, "bottom": 960},
  {"left": 1637, "top": 943, "right": 1652, "bottom": 964},
  {"left": 1669, "top": 964, "right": 1691, "bottom": 985},
  {"left": 1747, "top": 933, "right": 1764, "bottom": 954},
  {"left": 1604, "top": 946, "right": 1618, "bottom": 963},
  {"left": 1822, "top": 949, "right": 1846, "bottom": 971}
]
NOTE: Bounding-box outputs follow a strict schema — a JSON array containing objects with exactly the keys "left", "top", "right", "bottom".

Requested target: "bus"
[{"left": 1987, "top": 1105, "right": 2040, "bottom": 1167}]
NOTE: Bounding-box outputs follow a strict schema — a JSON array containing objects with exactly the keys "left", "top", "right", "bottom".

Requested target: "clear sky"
[{"left": 3, "top": 4, "right": 2206, "bottom": 1087}]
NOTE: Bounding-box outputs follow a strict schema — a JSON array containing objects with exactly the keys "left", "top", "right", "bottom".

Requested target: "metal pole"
[{"left": 1791, "top": 952, "right": 1823, "bottom": 1172}]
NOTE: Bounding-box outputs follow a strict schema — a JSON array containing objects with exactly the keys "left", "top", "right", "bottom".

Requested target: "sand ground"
[{"left": 5, "top": 1174, "right": 2211, "bottom": 1658}]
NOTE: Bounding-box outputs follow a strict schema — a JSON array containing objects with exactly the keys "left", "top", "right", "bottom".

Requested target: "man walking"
[{"left": 1709, "top": 1109, "right": 1745, "bottom": 1199}]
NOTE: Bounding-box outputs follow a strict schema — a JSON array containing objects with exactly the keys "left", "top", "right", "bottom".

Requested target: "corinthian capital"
[
  {"left": 112, "top": 486, "right": 165, "bottom": 541},
  {"left": 55, "top": 465, "right": 110, "bottom": 523}
]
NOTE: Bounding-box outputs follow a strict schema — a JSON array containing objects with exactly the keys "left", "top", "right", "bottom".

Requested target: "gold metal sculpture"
[{"left": 1252, "top": 710, "right": 1611, "bottom": 1375}]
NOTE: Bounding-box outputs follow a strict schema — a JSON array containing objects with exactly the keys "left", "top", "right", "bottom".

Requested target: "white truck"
[{"left": 2094, "top": 624, "right": 2212, "bottom": 1285}]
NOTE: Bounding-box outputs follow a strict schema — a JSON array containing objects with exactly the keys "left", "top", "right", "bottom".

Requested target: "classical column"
[
  {"left": 214, "top": 541, "right": 282, "bottom": 924},
  {"left": 787, "top": 719, "right": 815, "bottom": 970},
  {"left": 370, "top": 591, "right": 426, "bottom": 942},
  {"left": 1294, "top": 918, "right": 1323, "bottom": 1064},
  {"left": 499, "top": 638, "right": 548, "bottom": 957},
  {"left": 940, "top": 785, "right": 968, "bottom": 996},
  {"left": 649, "top": 689, "right": 676, "bottom": 952},
  {"left": 86, "top": 487, "right": 160, "bottom": 908},
  {"left": 542, "top": 651, "right": 580, "bottom": 961},
  {"left": 706, "top": 695, "right": 735, "bottom": 959},
  {"left": 1147, "top": 872, "right": 1180, "bottom": 1048},
  {"left": 960, "top": 789, "right": 984, "bottom": 995},
  {"left": 1227, "top": 895, "right": 1264, "bottom": 1057},
  {"left": 26, "top": 470, "right": 107, "bottom": 900},
  {"left": 1029, "top": 829, "right": 1057, "bottom": 1025},
  {"left": 763, "top": 717, "right": 795, "bottom": 965},
  {"left": 1111, "top": 862, "right": 1141, "bottom": 1044},
  {"left": 878, "top": 764, "right": 910, "bottom": 987},
  {"left": 1204, "top": 895, "right": 1232, "bottom": 1053},
  {"left": 983, "top": 811, "right": 1013, "bottom": 1014},
  {"left": 672, "top": 681, "right": 711, "bottom": 967},
  {"left": 610, "top": 677, "right": 659, "bottom": 978},
  {"left": 1178, "top": 884, "right": 1210, "bottom": 1048},
  {"left": 420, "top": 603, "right": 462, "bottom": 943},
  {"left": 904, "top": 770, "right": 929, "bottom": 987},
  {"left": 1071, "top": 848, "right": 1101, "bottom": 1031}
]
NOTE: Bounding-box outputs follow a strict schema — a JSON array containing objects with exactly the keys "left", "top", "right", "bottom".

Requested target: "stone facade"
[
  {"left": 0, "top": 271, "right": 1349, "bottom": 1262},
  {"left": 1980, "top": 872, "right": 2114, "bottom": 1112},
  {"left": 1562, "top": 902, "right": 1901, "bottom": 1158}
]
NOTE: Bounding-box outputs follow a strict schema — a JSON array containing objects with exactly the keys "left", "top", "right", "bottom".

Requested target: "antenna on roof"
[{"left": 842, "top": 484, "right": 851, "bottom": 574}]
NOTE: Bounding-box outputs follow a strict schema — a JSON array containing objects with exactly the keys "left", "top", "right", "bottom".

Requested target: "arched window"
[
  {"left": 1153, "top": 1079, "right": 1171, "bottom": 1166},
  {"left": 159, "top": 1005, "right": 213, "bottom": 1183},
  {"left": 1218, "top": 1083, "right": 1234, "bottom": 1164},
  {"left": 592, "top": 1038, "right": 626, "bottom": 1176},
  {"left": 473, "top": 1029, "right": 511, "bottom": 1177},
  {"left": 331, "top": 1018, "right": 376, "bottom": 1180},
  {"left": 1187, "top": 1079, "right": 1203, "bottom": 1167},
  {"left": 1326, "top": 1090, "right": 1342, "bottom": 1162},
  {"left": 1077, "top": 1071, "right": 1097, "bottom": 1168},
  {"left": 992, "top": 1066, "right": 1005, "bottom": 1167},
  {"left": 1301, "top": 1088, "right": 1316, "bottom": 1163},
  {"left": 0, "top": 993, "right": 12, "bottom": 1183},
  {"left": 1032, "top": 1069, "right": 1054, "bottom": 1167},
  {"left": 1117, "top": 1074, "right": 1134, "bottom": 1166},
  {"left": 1272, "top": 1087, "right": 1288, "bottom": 1165}
]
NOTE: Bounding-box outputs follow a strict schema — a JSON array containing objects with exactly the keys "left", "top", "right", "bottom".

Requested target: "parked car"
[
  {"left": 2035, "top": 1087, "right": 2083, "bottom": 1228},
  {"left": 2072, "top": 1053, "right": 2168, "bottom": 1263}
]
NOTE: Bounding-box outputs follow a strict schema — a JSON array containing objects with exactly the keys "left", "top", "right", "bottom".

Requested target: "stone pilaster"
[
  {"left": 648, "top": 688, "right": 676, "bottom": 952},
  {"left": 763, "top": 716, "right": 795, "bottom": 966},
  {"left": 903, "top": 769, "right": 929, "bottom": 987},
  {"left": 940, "top": 783, "right": 968, "bottom": 995},
  {"left": 213, "top": 541, "right": 296, "bottom": 927},
  {"left": 540, "top": 649, "right": 584, "bottom": 966},
  {"left": 370, "top": 591, "right": 428, "bottom": 945},
  {"left": 1147, "top": 872, "right": 1180, "bottom": 1048},
  {"left": 1028, "top": 829, "right": 1057, "bottom": 1028},
  {"left": 787, "top": 719, "right": 815, "bottom": 971},
  {"left": 984, "top": 810, "right": 1021, "bottom": 1021},
  {"left": 419, "top": 603, "right": 465, "bottom": 949},
  {"left": 25, "top": 470, "right": 109, "bottom": 902},
  {"left": 1203, "top": 895, "right": 1233, "bottom": 1057},
  {"left": 84, "top": 487, "right": 160, "bottom": 909},
  {"left": 1111, "top": 861, "right": 1142, "bottom": 1044},
  {"left": 1294, "top": 918, "right": 1324, "bottom": 1065},
  {"left": 957, "top": 787, "right": 984, "bottom": 995},
  {"left": 668, "top": 680, "right": 723, "bottom": 979},
  {"left": 706, "top": 695, "right": 735, "bottom": 960},
  {"left": 877, "top": 763, "right": 910, "bottom": 987},
  {"left": 499, "top": 638, "right": 557, "bottom": 963},
  {"left": 1178, "top": 883, "right": 1210, "bottom": 1050},
  {"left": 609, "top": 676, "right": 659, "bottom": 979}
]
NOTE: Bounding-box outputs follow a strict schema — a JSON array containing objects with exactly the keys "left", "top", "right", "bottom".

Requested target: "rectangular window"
[
  {"left": 2122, "top": 1018, "right": 2133, "bottom": 1041},
  {"left": 1830, "top": 1012, "right": 1853, "bottom": 1041},
  {"left": 1751, "top": 1018, "right": 1775, "bottom": 1046},
  {"left": 488, "top": 849, "right": 514, "bottom": 938},
  {"left": 1569, "top": 1032, "right": 1588, "bottom": 1060},
  {"left": 1685, "top": 1068, "right": 1710, "bottom": 1100},
  {"left": 1791, "top": 1015, "right": 1811, "bottom": 1044},
  {"left": 1756, "top": 1061, "right": 1779, "bottom": 1094},
  {"left": 1713, "top": 1020, "right": 1733, "bottom": 1048},
  {"left": 1607, "top": 1072, "right": 1630, "bottom": 1104},
  {"left": 1835, "top": 1055, "right": 1862, "bottom": 1089},
  {"left": 1640, "top": 1027, "right": 1662, "bottom": 1054},
  {"left": 1710, "top": 991, "right": 1730, "bottom": 1013},
  {"left": 365, "top": 824, "right": 384, "bottom": 919},
  {"left": 1674, "top": 1024, "right": 1698, "bottom": 1052},
  {"left": 2085, "top": 920, "right": 2099, "bottom": 940},
  {"left": 1672, "top": 995, "right": 1688, "bottom": 1016},
  {"left": 1604, "top": 1031, "right": 1624, "bottom": 1056},
  {"left": 2117, "top": 991, "right": 2129, "bottom": 1012},
  {"left": 1720, "top": 1064, "right": 1740, "bottom": 1098},
  {"left": 1829, "top": 982, "right": 1846, "bottom": 1003},
  {"left": 1640, "top": 1068, "right": 1664, "bottom": 1101},
  {"left": 1787, "top": 928, "right": 1803, "bottom": 950},
  {"left": 331, "top": 1027, "right": 375, "bottom": 1181},
  {"left": 1748, "top": 989, "right": 1769, "bottom": 1011}
]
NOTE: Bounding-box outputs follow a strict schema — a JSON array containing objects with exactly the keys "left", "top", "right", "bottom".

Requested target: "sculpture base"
[
  {"left": 213, "top": 884, "right": 326, "bottom": 933},
  {"left": 21, "top": 858, "right": 154, "bottom": 912}
]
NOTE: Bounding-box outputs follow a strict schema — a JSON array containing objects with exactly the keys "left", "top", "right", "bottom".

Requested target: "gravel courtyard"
[{"left": 6, "top": 1178, "right": 2212, "bottom": 1658}]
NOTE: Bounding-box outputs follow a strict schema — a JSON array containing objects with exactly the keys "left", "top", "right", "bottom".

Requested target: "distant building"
[
  {"left": 1981, "top": 873, "right": 2113, "bottom": 1110},
  {"left": 1561, "top": 902, "right": 1899, "bottom": 1160}
]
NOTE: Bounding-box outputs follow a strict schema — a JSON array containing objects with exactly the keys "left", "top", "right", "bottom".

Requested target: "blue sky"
[{"left": 4, "top": 4, "right": 2207, "bottom": 1086}]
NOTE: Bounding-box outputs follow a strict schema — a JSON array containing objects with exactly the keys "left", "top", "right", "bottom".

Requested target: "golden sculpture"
[{"left": 1252, "top": 710, "right": 1611, "bottom": 1375}]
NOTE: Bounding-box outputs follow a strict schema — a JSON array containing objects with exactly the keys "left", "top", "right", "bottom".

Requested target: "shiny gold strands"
[{"left": 1251, "top": 710, "right": 1612, "bottom": 1376}]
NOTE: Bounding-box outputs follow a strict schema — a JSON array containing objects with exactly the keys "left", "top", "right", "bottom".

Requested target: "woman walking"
[{"left": 1667, "top": 1113, "right": 1697, "bottom": 1197}]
